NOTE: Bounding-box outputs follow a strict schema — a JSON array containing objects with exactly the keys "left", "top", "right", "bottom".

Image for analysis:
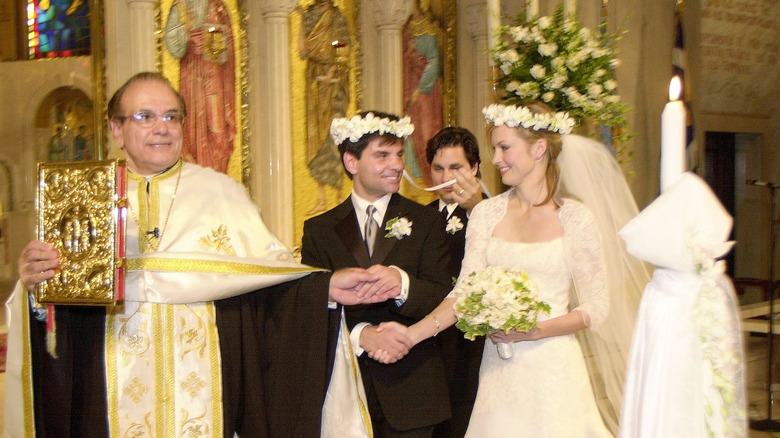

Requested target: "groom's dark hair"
[{"left": 337, "top": 111, "right": 403, "bottom": 180}]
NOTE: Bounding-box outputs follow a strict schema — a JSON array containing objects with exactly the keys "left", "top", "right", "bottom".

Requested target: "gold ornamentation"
[
  {"left": 178, "top": 306, "right": 208, "bottom": 359},
  {"left": 118, "top": 317, "right": 152, "bottom": 365},
  {"left": 181, "top": 409, "right": 210, "bottom": 437},
  {"left": 126, "top": 257, "right": 326, "bottom": 275},
  {"left": 199, "top": 225, "right": 237, "bottom": 255},
  {"left": 127, "top": 161, "right": 183, "bottom": 253},
  {"left": 181, "top": 372, "right": 207, "bottom": 398},
  {"left": 124, "top": 377, "right": 150, "bottom": 404},
  {"left": 36, "top": 160, "right": 126, "bottom": 304}
]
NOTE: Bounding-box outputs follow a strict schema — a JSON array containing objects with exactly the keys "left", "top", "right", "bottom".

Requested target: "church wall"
[
  {"left": 0, "top": 0, "right": 777, "bottom": 282},
  {"left": 690, "top": 0, "right": 780, "bottom": 283},
  {"left": 0, "top": 57, "right": 92, "bottom": 276}
]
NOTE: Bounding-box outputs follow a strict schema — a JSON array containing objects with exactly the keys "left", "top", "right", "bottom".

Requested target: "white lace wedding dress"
[{"left": 459, "top": 191, "right": 612, "bottom": 437}]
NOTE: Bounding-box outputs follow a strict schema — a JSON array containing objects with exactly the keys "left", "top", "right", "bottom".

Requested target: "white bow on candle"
[{"left": 660, "top": 76, "right": 686, "bottom": 192}]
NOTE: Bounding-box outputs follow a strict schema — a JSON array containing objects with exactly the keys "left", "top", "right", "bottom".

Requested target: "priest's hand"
[
  {"left": 361, "top": 324, "right": 412, "bottom": 364},
  {"left": 328, "top": 267, "right": 388, "bottom": 305},
  {"left": 19, "top": 240, "right": 59, "bottom": 291}
]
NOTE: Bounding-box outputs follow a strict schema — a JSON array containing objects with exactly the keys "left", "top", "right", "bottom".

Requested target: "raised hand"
[
  {"left": 450, "top": 169, "right": 484, "bottom": 212},
  {"left": 18, "top": 240, "right": 59, "bottom": 291}
]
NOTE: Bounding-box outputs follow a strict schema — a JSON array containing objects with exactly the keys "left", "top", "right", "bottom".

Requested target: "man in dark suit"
[
  {"left": 302, "top": 111, "right": 452, "bottom": 438},
  {"left": 425, "top": 127, "right": 485, "bottom": 438}
]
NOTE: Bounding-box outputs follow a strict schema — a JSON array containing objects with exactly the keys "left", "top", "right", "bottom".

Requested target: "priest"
[{"left": 6, "top": 72, "right": 390, "bottom": 437}]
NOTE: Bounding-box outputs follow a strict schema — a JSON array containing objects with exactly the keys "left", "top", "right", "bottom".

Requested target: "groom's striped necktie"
[{"left": 364, "top": 204, "right": 379, "bottom": 256}]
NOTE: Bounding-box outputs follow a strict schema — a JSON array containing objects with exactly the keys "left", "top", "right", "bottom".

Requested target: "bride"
[{"left": 374, "top": 102, "right": 648, "bottom": 437}]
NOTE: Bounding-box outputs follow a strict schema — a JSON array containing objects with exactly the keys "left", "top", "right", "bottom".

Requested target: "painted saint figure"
[
  {"left": 402, "top": 0, "right": 444, "bottom": 186},
  {"left": 297, "top": 0, "right": 351, "bottom": 215},
  {"left": 164, "top": 0, "right": 237, "bottom": 174}
]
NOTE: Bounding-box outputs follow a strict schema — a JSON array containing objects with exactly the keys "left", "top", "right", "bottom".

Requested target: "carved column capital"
[
  {"left": 368, "top": 0, "right": 411, "bottom": 30},
  {"left": 125, "top": 0, "right": 156, "bottom": 7},
  {"left": 257, "top": 0, "right": 297, "bottom": 17}
]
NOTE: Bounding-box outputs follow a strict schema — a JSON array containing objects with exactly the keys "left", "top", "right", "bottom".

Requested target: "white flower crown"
[
  {"left": 483, "top": 104, "right": 576, "bottom": 135},
  {"left": 330, "top": 113, "right": 415, "bottom": 145}
]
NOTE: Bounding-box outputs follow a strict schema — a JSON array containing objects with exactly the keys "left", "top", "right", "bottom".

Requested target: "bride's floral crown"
[
  {"left": 330, "top": 113, "right": 415, "bottom": 145},
  {"left": 483, "top": 103, "right": 576, "bottom": 135}
]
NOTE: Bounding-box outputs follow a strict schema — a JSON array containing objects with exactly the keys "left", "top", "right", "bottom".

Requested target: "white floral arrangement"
[
  {"left": 445, "top": 215, "right": 464, "bottom": 234},
  {"left": 690, "top": 237, "right": 744, "bottom": 437},
  {"left": 483, "top": 103, "right": 576, "bottom": 135},
  {"left": 384, "top": 216, "right": 412, "bottom": 240},
  {"left": 491, "top": 7, "right": 630, "bottom": 145},
  {"left": 330, "top": 113, "right": 415, "bottom": 145},
  {"left": 453, "top": 266, "right": 550, "bottom": 341}
]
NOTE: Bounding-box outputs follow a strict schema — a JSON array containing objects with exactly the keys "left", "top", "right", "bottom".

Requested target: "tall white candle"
[
  {"left": 487, "top": 0, "right": 500, "bottom": 53},
  {"left": 527, "top": 0, "right": 539, "bottom": 17},
  {"left": 661, "top": 76, "right": 686, "bottom": 192},
  {"left": 563, "top": 0, "right": 576, "bottom": 16}
]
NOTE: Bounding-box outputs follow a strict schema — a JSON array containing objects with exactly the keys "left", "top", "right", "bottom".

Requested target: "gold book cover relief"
[{"left": 36, "top": 160, "right": 127, "bottom": 305}]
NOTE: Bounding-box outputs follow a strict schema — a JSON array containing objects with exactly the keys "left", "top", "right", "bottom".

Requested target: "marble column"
[
  {"left": 253, "top": 0, "right": 297, "bottom": 246},
  {"left": 466, "top": 2, "right": 502, "bottom": 196},
  {"left": 125, "top": 0, "right": 157, "bottom": 73},
  {"left": 368, "top": 0, "right": 411, "bottom": 114}
]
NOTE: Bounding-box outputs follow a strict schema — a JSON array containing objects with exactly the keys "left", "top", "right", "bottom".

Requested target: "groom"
[{"left": 302, "top": 111, "right": 452, "bottom": 437}]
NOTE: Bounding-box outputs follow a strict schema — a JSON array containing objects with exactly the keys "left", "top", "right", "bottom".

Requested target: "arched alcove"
[{"left": 34, "top": 86, "right": 95, "bottom": 163}]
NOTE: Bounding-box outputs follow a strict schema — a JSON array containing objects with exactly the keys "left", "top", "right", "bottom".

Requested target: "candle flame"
[{"left": 669, "top": 76, "right": 682, "bottom": 101}]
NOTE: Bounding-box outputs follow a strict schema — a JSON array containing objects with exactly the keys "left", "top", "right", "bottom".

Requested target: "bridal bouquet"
[
  {"left": 490, "top": 7, "right": 631, "bottom": 149},
  {"left": 453, "top": 266, "right": 550, "bottom": 358}
]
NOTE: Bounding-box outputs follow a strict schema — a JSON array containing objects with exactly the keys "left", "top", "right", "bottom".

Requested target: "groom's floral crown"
[
  {"left": 483, "top": 103, "right": 576, "bottom": 135},
  {"left": 330, "top": 112, "right": 415, "bottom": 145}
]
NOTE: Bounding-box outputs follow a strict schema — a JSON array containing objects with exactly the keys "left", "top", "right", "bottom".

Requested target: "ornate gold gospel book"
[{"left": 36, "top": 160, "right": 127, "bottom": 305}]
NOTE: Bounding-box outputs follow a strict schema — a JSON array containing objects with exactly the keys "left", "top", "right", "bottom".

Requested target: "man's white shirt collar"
[
  {"left": 438, "top": 199, "right": 458, "bottom": 218},
  {"left": 351, "top": 191, "right": 391, "bottom": 239}
]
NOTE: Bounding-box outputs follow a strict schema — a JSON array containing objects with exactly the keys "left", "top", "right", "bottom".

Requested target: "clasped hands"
[
  {"left": 366, "top": 322, "right": 540, "bottom": 364},
  {"left": 328, "top": 264, "right": 403, "bottom": 305}
]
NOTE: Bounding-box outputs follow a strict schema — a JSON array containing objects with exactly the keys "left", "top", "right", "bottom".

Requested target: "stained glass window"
[{"left": 27, "top": 0, "right": 90, "bottom": 59}]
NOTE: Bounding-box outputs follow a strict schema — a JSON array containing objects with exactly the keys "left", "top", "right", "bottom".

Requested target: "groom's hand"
[{"left": 353, "top": 264, "right": 401, "bottom": 302}]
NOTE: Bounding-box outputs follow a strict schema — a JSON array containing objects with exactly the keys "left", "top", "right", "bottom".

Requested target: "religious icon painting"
[
  {"left": 291, "top": 0, "right": 361, "bottom": 244},
  {"left": 158, "top": 0, "right": 248, "bottom": 183},
  {"left": 36, "top": 87, "right": 96, "bottom": 163},
  {"left": 401, "top": 0, "right": 457, "bottom": 205}
]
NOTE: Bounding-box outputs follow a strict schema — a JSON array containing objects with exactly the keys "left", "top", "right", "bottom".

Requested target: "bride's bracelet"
[{"left": 430, "top": 313, "right": 440, "bottom": 337}]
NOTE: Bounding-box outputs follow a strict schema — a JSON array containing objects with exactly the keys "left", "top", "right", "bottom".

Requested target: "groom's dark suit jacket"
[{"left": 302, "top": 193, "right": 452, "bottom": 432}]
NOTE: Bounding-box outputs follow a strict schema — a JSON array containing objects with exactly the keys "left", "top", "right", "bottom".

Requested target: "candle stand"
[{"left": 749, "top": 179, "right": 779, "bottom": 432}]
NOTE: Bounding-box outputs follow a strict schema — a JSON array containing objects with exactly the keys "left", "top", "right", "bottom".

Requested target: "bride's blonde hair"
[{"left": 487, "top": 101, "right": 564, "bottom": 206}]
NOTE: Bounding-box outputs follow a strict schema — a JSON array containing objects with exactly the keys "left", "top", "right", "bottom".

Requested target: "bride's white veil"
[{"left": 557, "top": 134, "right": 651, "bottom": 434}]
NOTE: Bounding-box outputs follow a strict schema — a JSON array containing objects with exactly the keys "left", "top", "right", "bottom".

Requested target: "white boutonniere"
[
  {"left": 446, "top": 216, "right": 464, "bottom": 234},
  {"left": 385, "top": 216, "right": 412, "bottom": 240}
]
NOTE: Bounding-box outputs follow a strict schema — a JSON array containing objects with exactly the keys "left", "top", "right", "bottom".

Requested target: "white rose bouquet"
[
  {"left": 491, "top": 7, "right": 631, "bottom": 151},
  {"left": 453, "top": 266, "right": 550, "bottom": 358}
]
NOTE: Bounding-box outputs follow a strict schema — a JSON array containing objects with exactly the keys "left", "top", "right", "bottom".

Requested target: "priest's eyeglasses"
[{"left": 115, "top": 111, "right": 185, "bottom": 127}]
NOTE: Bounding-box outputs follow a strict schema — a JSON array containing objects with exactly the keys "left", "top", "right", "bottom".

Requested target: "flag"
[{"left": 673, "top": 2, "right": 698, "bottom": 172}]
